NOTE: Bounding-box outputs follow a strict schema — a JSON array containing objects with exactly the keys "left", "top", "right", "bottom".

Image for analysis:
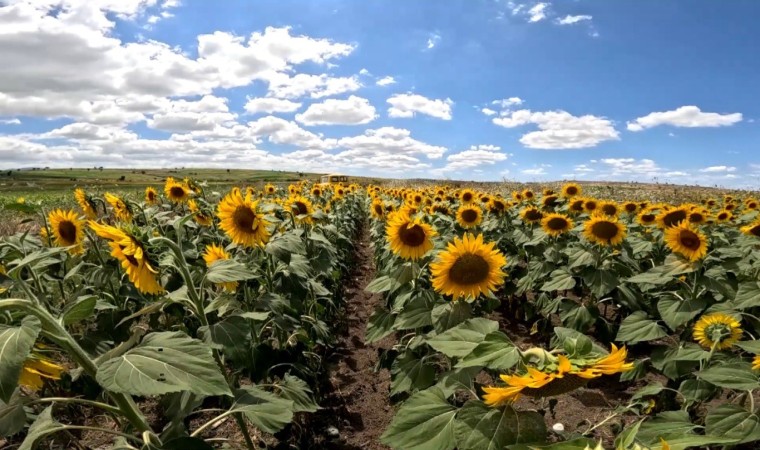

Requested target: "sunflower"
[
  {"left": 657, "top": 207, "right": 689, "bottom": 228},
  {"left": 688, "top": 209, "right": 709, "bottom": 225},
  {"left": 637, "top": 208, "right": 658, "bottom": 226},
  {"left": 541, "top": 195, "right": 559, "bottom": 209},
  {"left": 512, "top": 191, "right": 524, "bottom": 202},
  {"left": 19, "top": 354, "right": 65, "bottom": 391},
  {"left": 663, "top": 222, "right": 708, "bottom": 261},
  {"left": 203, "top": 244, "right": 238, "bottom": 292},
  {"left": 561, "top": 183, "right": 581, "bottom": 198},
  {"left": 745, "top": 199, "right": 759, "bottom": 210},
  {"left": 311, "top": 186, "right": 323, "bottom": 198},
  {"left": 753, "top": 355, "right": 760, "bottom": 371},
  {"left": 286, "top": 195, "right": 314, "bottom": 223},
  {"left": 74, "top": 188, "right": 97, "bottom": 219},
  {"left": 622, "top": 201, "right": 639, "bottom": 214},
  {"left": 265, "top": 183, "right": 276, "bottom": 195},
  {"left": 542, "top": 188, "right": 555, "bottom": 196},
  {"left": 431, "top": 203, "right": 451, "bottom": 216},
  {"left": 583, "top": 198, "right": 599, "bottom": 214},
  {"left": 520, "top": 206, "right": 544, "bottom": 224},
  {"left": 370, "top": 199, "right": 385, "bottom": 219},
  {"left": 568, "top": 198, "right": 586, "bottom": 215},
  {"left": 541, "top": 213, "right": 573, "bottom": 237},
  {"left": 164, "top": 177, "right": 191, "bottom": 203},
  {"left": 385, "top": 213, "right": 436, "bottom": 260},
  {"left": 693, "top": 313, "right": 742, "bottom": 350},
  {"left": 459, "top": 189, "right": 476, "bottom": 204},
  {"left": 48, "top": 209, "right": 84, "bottom": 254},
  {"left": 715, "top": 210, "right": 732, "bottom": 223},
  {"left": 188, "top": 199, "right": 213, "bottom": 227},
  {"left": 583, "top": 216, "right": 626, "bottom": 246},
  {"left": 488, "top": 198, "right": 508, "bottom": 215},
  {"left": 217, "top": 190, "right": 271, "bottom": 248},
  {"left": 104, "top": 193, "right": 132, "bottom": 222},
  {"left": 456, "top": 204, "right": 483, "bottom": 229},
  {"left": 573, "top": 345, "right": 634, "bottom": 378},
  {"left": 741, "top": 221, "right": 760, "bottom": 237},
  {"left": 597, "top": 201, "right": 620, "bottom": 217},
  {"left": 430, "top": 233, "right": 507, "bottom": 300},
  {"left": 522, "top": 189, "right": 535, "bottom": 201},
  {"left": 145, "top": 187, "right": 159, "bottom": 205}
]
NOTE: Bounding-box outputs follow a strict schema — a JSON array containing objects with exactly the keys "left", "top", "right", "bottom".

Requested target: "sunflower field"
[{"left": 2, "top": 178, "right": 760, "bottom": 449}]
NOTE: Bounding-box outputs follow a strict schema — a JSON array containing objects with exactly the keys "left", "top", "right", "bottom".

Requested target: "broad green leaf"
[
  {"left": 705, "top": 404, "right": 760, "bottom": 444},
  {"left": 205, "top": 259, "right": 253, "bottom": 283},
  {"left": 735, "top": 281, "right": 760, "bottom": 310},
  {"left": 679, "top": 379, "right": 716, "bottom": 406},
  {"left": 365, "top": 275, "right": 395, "bottom": 294},
  {"left": 456, "top": 332, "right": 520, "bottom": 371},
  {"left": 0, "top": 316, "right": 41, "bottom": 403},
  {"left": 636, "top": 410, "right": 698, "bottom": 443},
  {"left": 0, "top": 389, "right": 27, "bottom": 437},
  {"left": 432, "top": 301, "right": 472, "bottom": 333},
  {"left": 394, "top": 294, "right": 434, "bottom": 330},
  {"left": 274, "top": 374, "right": 319, "bottom": 413},
  {"left": 62, "top": 295, "right": 97, "bottom": 326},
  {"left": 237, "top": 311, "right": 270, "bottom": 322},
  {"left": 232, "top": 386, "right": 294, "bottom": 434},
  {"left": 566, "top": 247, "right": 596, "bottom": 269},
  {"left": 380, "top": 387, "right": 457, "bottom": 450},
  {"left": 697, "top": 362, "right": 760, "bottom": 390},
  {"left": 366, "top": 308, "right": 396, "bottom": 343},
  {"left": 559, "top": 303, "right": 597, "bottom": 332},
  {"left": 391, "top": 352, "right": 436, "bottom": 396},
  {"left": 551, "top": 327, "right": 607, "bottom": 355},
  {"left": 657, "top": 294, "right": 706, "bottom": 330},
  {"left": 426, "top": 318, "right": 499, "bottom": 358},
  {"left": 18, "top": 407, "right": 66, "bottom": 450},
  {"left": 96, "top": 331, "right": 231, "bottom": 397},
  {"left": 614, "top": 418, "right": 644, "bottom": 449},
  {"left": 435, "top": 367, "right": 481, "bottom": 397},
  {"left": 454, "top": 400, "right": 546, "bottom": 450},
  {"left": 737, "top": 340, "right": 760, "bottom": 354},
  {"left": 198, "top": 315, "right": 250, "bottom": 351},
  {"left": 582, "top": 268, "right": 619, "bottom": 297},
  {"left": 644, "top": 435, "right": 738, "bottom": 450},
  {"left": 265, "top": 231, "right": 305, "bottom": 263},
  {"left": 630, "top": 382, "right": 664, "bottom": 402},
  {"left": 615, "top": 311, "right": 667, "bottom": 344},
  {"left": 540, "top": 269, "right": 576, "bottom": 292}
]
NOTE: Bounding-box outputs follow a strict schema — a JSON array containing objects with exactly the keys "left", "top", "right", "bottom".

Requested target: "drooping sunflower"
[
  {"left": 104, "top": 192, "right": 132, "bottom": 222},
  {"left": 583, "top": 216, "right": 627, "bottom": 246},
  {"left": 370, "top": 199, "right": 385, "bottom": 219},
  {"left": 520, "top": 206, "right": 544, "bottom": 224},
  {"left": 74, "top": 188, "right": 97, "bottom": 219},
  {"left": 657, "top": 206, "right": 689, "bottom": 228},
  {"left": 385, "top": 213, "right": 436, "bottom": 260},
  {"left": 459, "top": 189, "right": 476, "bottom": 204},
  {"left": 164, "top": 177, "right": 191, "bottom": 203},
  {"left": 561, "top": 183, "right": 581, "bottom": 198},
  {"left": 430, "top": 233, "right": 507, "bottom": 300},
  {"left": 286, "top": 195, "right": 314, "bottom": 223},
  {"left": 18, "top": 354, "right": 65, "bottom": 391},
  {"left": 541, "top": 213, "right": 574, "bottom": 237},
  {"left": 48, "top": 209, "right": 84, "bottom": 254},
  {"left": 456, "top": 204, "right": 483, "bottom": 229},
  {"left": 145, "top": 187, "right": 159, "bottom": 205},
  {"left": 203, "top": 244, "right": 238, "bottom": 292},
  {"left": 664, "top": 222, "right": 708, "bottom": 261},
  {"left": 188, "top": 199, "right": 213, "bottom": 227},
  {"left": 693, "top": 313, "right": 742, "bottom": 350},
  {"left": 741, "top": 221, "right": 760, "bottom": 237},
  {"left": 217, "top": 190, "right": 271, "bottom": 248},
  {"left": 597, "top": 201, "right": 620, "bottom": 217}
]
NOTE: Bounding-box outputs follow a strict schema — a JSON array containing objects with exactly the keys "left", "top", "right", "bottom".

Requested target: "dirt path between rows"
[{"left": 313, "top": 224, "right": 395, "bottom": 450}]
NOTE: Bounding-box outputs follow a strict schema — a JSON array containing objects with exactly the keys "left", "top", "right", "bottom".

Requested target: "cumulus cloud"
[
  {"left": 493, "top": 109, "right": 619, "bottom": 149},
  {"left": 426, "top": 32, "right": 441, "bottom": 49},
  {"left": 437, "top": 145, "right": 509, "bottom": 172},
  {"left": 387, "top": 93, "right": 453, "bottom": 120},
  {"left": 481, "top": 108, "right": 497, "bottom": 116},
  {"left": 556, "top": 15, "right": 592, "bottom": 25},
  {"left": 627, "top": 106, "right": 743, "bottom": 131},
  {"left": 295, "top": 96, "right": 377, "bottom": 126},
  {"left": 522, "top": 167, "right": 547, "bottom": 175},
  {"left": 376, "top": 76, "right": 396, "bottom": 86},
  {"left": 699, "top": 165, "right": 737, "bottom": 173},
  {"left": 527, "top": 3, "right": 548, "bottom": 22},
  {"left": 244, "top": 97, "right": 302, "bottom": 115},
  {"left": 0, "top": 118, "right": 21, "bottom": 125}
]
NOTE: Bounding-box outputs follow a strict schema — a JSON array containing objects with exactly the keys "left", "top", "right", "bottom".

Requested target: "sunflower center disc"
[
  {"left": 124, "top": 254, "right": 139, "bottom": 267},
  {"left": 625, "top": 204, "right": 637, "bottom": 212},
  {"left": 448, "top": 253, "right": 490, "bottom": 286},
  {"left": 566, "top": 187, "right": 578, "bottom": 195},
  {"left": 679, "top": 230, "right": 701, "bottom": 250},
  {"left": 547, "top": 217, "right": 568, "bottom": 231},
  {"left": 642, "top": 214, "right": 655, "bottom": 223},
  {"left": 399, "top": 224, "right": 427, "bottom": 247},
  {"left": 58, "top": 221, "right": 77, "bottom": 243},
  {"left": 591, "top": 221, "right": 619, "bottom": 240},
  {"left": 233, "top": 206, "right": 256, "bottom": 231},
  {"left": 170, "top": 186, "right": 185, "bottom": 198},
  {"left": 750, "top": 225, "right": 760, "bottom": 237},
  {"left": 602, "top": 205, "right": 617, "bottom": 216},
  {"left": 526, "top": 210, "right": 543, "bottom": 221},
  {"left": 689, "top": 213, "right": 703, "bottom": 223},
  {"left": 374, "top": 204, "right": 383, "bottom": 215},
  {"left": 571, "top": 201, "right": 584, "bottom": 211},
  {"left": 663, "top": 210, "right": 687, "bottom": 227},
  {"left": 294, "top": 202, "right": 308, "bottom": 215},
  {"left": 462, "top": 193, "right": 473, "bottom": 202},
  {"left": 461, "top": 209, "right": 479, "bottom": 223}
]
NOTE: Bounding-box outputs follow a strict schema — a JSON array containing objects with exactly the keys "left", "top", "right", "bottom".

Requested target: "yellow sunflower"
[
  {"left": 74, "top": 188, "right": 97, "bottom": 219},
  {"left": 48, "top": 209, "right": 84, "bottom": 254},
  {"left": 311, "top": 186, "right": 323, "bottom": 198},
  {"left": 265, "top": 183, "right": 276, "bottom": 195},
  {"left": 657, "top": 206, "right": 689, "bottom": 228},
  {"left": 164, "top": 177, "right": 190, "bottom": 203},
  {"left": 203, "top": 244, "right": 238, "bottom": 292},
  {"left": 188, "top": 199, "right": 213, "bottom": 227},
  {"left": 715, "top": 209, "right": 733, "bottom": 223},
  {"left": 741, "top": 221, "right": 760, "bottom": 237},
  {"left": 541, "top": 213, "right": 574, "bottom": 237},
  {"left": 688, "top": 209, "right": 709, "bottom": 225},
  {"left": 431, "top": 203, "right": 452, "bottom": 216},
  {"left": 597, "top": 201, "right": 620, "bottom": 217},
  {"left": 217, "top": 190, "right": 271, "bottom": 248},
  {"left": 104, "top": 193, "right": 132, "bottom": 222},
  {"left": 456, "top": 204, "right": 483, "bottom": 229},
  {"left": 488, "top": 198, "right": 508, "bottom": 215},
  {"left": 19, "top": 354, "right": 65, "bottom": 391},
  {"left": 286, "top": 195, "right": 314, "bottom": 223},
  {"left": 637, "top": 208, "right": 658, "bottom": 226},
  {"left": 753, "top": 355, "right": 760, "bottom": 371},
  {"left": 664, "top": 222, "right": 708, "bottom": 261},
  {"left": 583, "top": 216, "right": 626, "bottom": 246},
  {"left": 541, "top": 195, "right": 559, "bottom": 209},
  {"left": 430, "top": 233, "right": 507, "bottom": 300},
  {"left": 568, "top": 198, "right": 586, "bottom": 215},
  {"left": 512, "top": 191, "right": 524, "bottom": 202},
  {"left": 459, "top": 189, "right": 477, "bottom": 204},
  {"left": 583, "top": 198, "right": 599, "bottom": 214},
  {"left": 622, "top": 201, "right": 639, "bottom": 215},
  {"left": 693, "top": 313, "right": 742, "bottom": 350},
  {"left": 370, "top": 199, "right": 385, "bottom": 219},
  {"left": 520, "top": 206, "right": 544, "bottom": 224},
  {"left": 522, "top": 189, "right": 535, "bottom": 201},
  {"left": 561, "top": 183, "right": 582, "bottom": 198},
  {"left": 385, "top": 213, "right": 436, "bottom": 260},
  {"left": 145, "top": 187, "right": 159, "bottom": 205}
]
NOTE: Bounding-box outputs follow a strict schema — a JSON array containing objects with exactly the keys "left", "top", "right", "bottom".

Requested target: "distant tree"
[
  {"left": 118, "top": 175, "right": 126, "bottom": 181},
  {"left": 141, "top": 170, "right": 146, "bottom": 174},
  {"left": 227, "top": 169, "right": 231, "bottom": 173},
  {"left": 5, "top": 171, "right": 10, "bottom": 176},
  {"left": 99, "top": 167, "right": 103, "bottom": 171}
]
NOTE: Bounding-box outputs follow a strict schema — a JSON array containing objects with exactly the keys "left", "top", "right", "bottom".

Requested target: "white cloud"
[
  {"left": 266, "top": 73, "right": 362, "bottom": 99},
  {"left": 492, "top": 97, "right": 524, "bottom": 109},
  {"left": 493, "top": 109, "right": 619, "bottom": 149},
  {"left": 359, "top": 68, "right": 370, "bottom": 75},
  {"left": 295, "top": 96, "right": 377, "bottom": 126},
  {"left": 0, "top": 118, "right": 21, "bottom": 125},
  {"left": 556, "top": 15, "right": 592, "bottom": 25},
  {"left": 522, "top": 167, "right": 547, "bottom": 175},
  {"left": 593, "top": 158, "right": 690, "bottom": 180},
  {"left": 527, "top": 3, "right": 548, "bottom": 22},
  {"left": 438, "top": 145, "right": 508, "bottom": 172},
  {"left": 244, "top": 98, "right": 302, "bottom": 115},
  {"left": 573, "top": 164, "right": 594, "bottom": 173},
  {"left": 481, "top": 108, "right": 497, "bottom": 116},
  {"left": 376, "top": 76, "right": 396, "bottom": 86},
  {"left": 387, "top": 93, "right": 453, "bottom": 120},
  {"left": 627, "top": 106, "right": 743, "bottom": 131},
  {"left": 337, "top": 127, "right": 446, "bottom": 159},
  {"left": 426, "top": 33, "right": 441, "bottom": 49},
  {"left": 699, "top": 165, "right": 737, "bottom": 173},
  {"left": 146, "top": 95, "right": 236, "bottom": 132}
]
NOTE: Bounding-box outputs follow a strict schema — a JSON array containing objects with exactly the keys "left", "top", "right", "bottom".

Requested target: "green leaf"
[
  {"left": 237, "top": 311, "right": 270, "bottom": 322},
  {"left": 0, "top": 316, "right": 41, "bottom": 403},
  {"left": 566, "top": 247, "right": 596, "bottom": 269},
  {"left": 551, "top": 327, "right": 607, "bottom": 355},
  {"left": 582, "top": 268, "right": 619, "bottom": 297},
  {"left": 615, "top": 311, "right": 667, "bottom": 344},
  {"left": 18, "top": 407, "right": 66, "bottom": 450},
  {"left": 614, "top": 418, "right": 644, "bottom": 450},
  {"left": 435, "top": 367, "right": 481, "bottom": 397},
  {"left": 454, "top": 401, "right": 545, "bottom": 450},
  {"left": 431, "top": 301, "right": 472, "bottom": 333},
  {"left": 232, "top": 386, "right": 294, "bottom": 434},
  {"left": 705, "top": 404, "right": 760, "bottom": 444},
  {"left": 96, "top": 331, "right": 231, "bottom": 397},
  {"left": 697, "top": 362, "right": 760, "bottom": 390},
  {"left": 394, "top": 294, "right": 434, "bottom": 330},
  {"left": 679, "top": 379, "right": 716, "bottom": 406},
  {"left": 540, "top": 269, "right": 576, "bottom": 292},
  {"left": 365, "top": 275, "right": 396, "bottom": 294},
  {"left": 636, "top": 410, "right": 698, "bottom": 443},
  {"left": 274, "top": 374, "right": 319, "bottom": 413},
  {"left": 380, "top": 387, "right": 457, "bottom": 450},
  {"left": 366, "top": 308, "right": 396, "bottom": 343},
  {"left": 456, "top": 332, "right": 520, "bottom": 371},
  {"left": 737, "top": 340, "right": 760, "bottom": 354},
  {"left": 657, "top": 294, "right": 706, "bottom": 330},
  {"left": 62, "top": 295, "right": 98, "bottom": 326},
  {"left": 391, "top": 352, "right": 436, "bottom": 396},
  {"left": 735, "top": 281, "right": 760, "bottom": 310},
  {"left": 265, "top": 231, "right": 305, "bottom": 263},
  {"left": 0, "top": 389, "right": 27, "bottom": 437},
  {"left": 426, "top": 318, "right": 499, "bottom": 358},
  {"left": 198, "top": 316, "right": 250, "bottom": 351},
  {"left": 205, "top": 259, "right": 253, "bottom": 283},
  {"left": 630, "top": 382, "right": 664, "bottom": 402}
]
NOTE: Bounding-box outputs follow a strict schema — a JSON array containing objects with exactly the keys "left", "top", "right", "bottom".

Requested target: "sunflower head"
[
  {"left": 597, "top": 201, "right": 620, "bottom": 217},
  {"left": 74, "top": 188, "right": 97, "bottom": 219},
  {"left": 542, "top": 195, "right": 559, "bottom": 209},
  {"left": 286, "top": 195, "right": 314, "bottom": 223},
  {"left": 104, "top": 192, "right": 132, "bottom": 222},
  {"left": 693, "top": 313, "right": 742, "bottom": 350},
  {"left": 19, "top": 354, "right": 65, "bottom": 391},
  {"left": 48, "top": 209, "right": 84, "bottom": 254},
  {"left": 370, "top": 200, "right": 385, "bottom": 219},
  {"left": 664, "top": 222, "right": 708, "bottom": 262},
  {"left": 488, "top": 198, "right": 508, "bottom": 215},
  {"left": 145, "top": 187, "right": 159, "bottom": 205},
  {"left": 583, "top": 198, "right": 598, "bottom": 213},
  {"left": 541, "top": 213, "right": 573, "bottom": 237},
  {"left": 568, "top": 198, "right": 586, "bottom": 215},
  {"left": 431, "top": 202, "right": 451, "bottom": 216},
  {"left": 188, "top": 199, "right": 213, "bottom": 227},
  {"left": 657, "top": 207, "right": 689, "bottom": 228},
  {"left": 561, "top": 183, "right": 581, "bottom": 198},
  {"left": 512, "top": 191, "right": 524, "bottom": 202},
  {"left": 715, "top": 210, "right": 733, "bottom": 222},
  {"left": 520, "top": 206, "right": 544, "bottom": 224},
  {"left": 688, "top": 209, "right": 709, "bottom": 225},
  {"left": 203, "top": 244, "right": 237, "bottom": 292},
  {"left": 456, "top": 204, "right": 483, "bottom": 229},
  {"left": 430, "top": 233, "right": 507, "bottom": 300},
  {"left": 265, "top": 183, "right": 276, "bottom": 195},
  {"left": 623, "top": 201, "right": 639, "bottom": 214},
  {"left": 164, "top": 177, "right": 191, "bottom": 203},
  {"left": 583, "top": 216, "right": 626, "bottom": 246},
  {"left": 216, "top": 190, "right": 270, "bottom": 248},
  {"left": 637, "top": 208, "right": 658, "bottom": 226},
  {"left": 459, "top": 189, "right": 476, "bottom": 204},
  {"left": 522, "top": 189, "right": 535, "bottom": 200},
  {"left": 741, "top": 221, "right": 760, "bottom": 237},
  {"left": 385, "top": 212, "right": 436, "bottom": 260}
]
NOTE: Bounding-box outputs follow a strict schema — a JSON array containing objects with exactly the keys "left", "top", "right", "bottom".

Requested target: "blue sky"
[{"left": 0, "top": 0, "right": 758, "bottom": 187}]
